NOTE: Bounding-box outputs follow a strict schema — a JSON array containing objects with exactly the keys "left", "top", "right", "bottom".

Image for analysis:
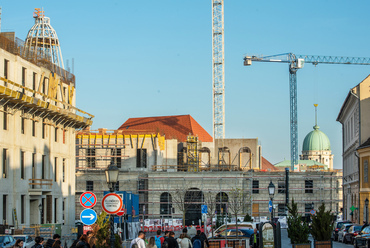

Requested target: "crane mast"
[
  {"left": 212, "top": 0, "right": 225, "bottom": 139},
  {"left": 244, "top": 53, "right": 370, "bottom": 170}
]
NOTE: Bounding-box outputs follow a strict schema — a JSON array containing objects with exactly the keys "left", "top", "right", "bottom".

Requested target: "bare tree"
[
  {"left": 204, "top": 191, "right": 217, "bottom": 237},
  {"left": 228, "top": 187, "right": 244, "bottom": 238},
  {"left": 171, "top": 187, "right": 189, "bottom": 223}
]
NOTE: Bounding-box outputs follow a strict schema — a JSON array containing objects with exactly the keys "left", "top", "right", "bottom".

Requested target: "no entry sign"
[
  {"left": 102, "top": 193, "right": 123, "bottom": 214},
  {"left": 116, "top": 208, "right": 126, "bottom": 217},
  {"left": 80, "top": 192, "right": 97, "bottom": 208}
]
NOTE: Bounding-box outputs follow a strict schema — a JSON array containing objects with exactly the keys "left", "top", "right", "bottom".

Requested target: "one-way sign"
[
  {"left": 268, "top": 200, "right": 273, "bottom": 213},
  {"left": 80, "top": 209, "right": 97, "bottom": 225}
]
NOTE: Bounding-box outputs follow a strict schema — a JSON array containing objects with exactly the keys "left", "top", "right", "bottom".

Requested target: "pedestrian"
[
  {"left": 166, "top": 231, "right": 178, "bottom": 248},
  {"left": 31, "top": 237, "right": 43, "bottom": 248},
  {"left": 69, "top": 235, "right": 81, "bottom": 248},
  {"left": 130, "top": 231, "right": 145, "bottom": 248},
  {"left": 191, "top": 230, "right": 202, "bottom": 248},
  {"left": 46, "top": 234, "right": 61, "bottom": 248},
  {"left": 200, "top": 232, "right": 209, "bottom": 248},
  {"left": 162, "top": 231, "right": 170, "bottom": 248},
  {"left": 52, "top": 240, "right": 62, "bottom": 248},
  {"left": 88, "top": 237, "right": 96, "bottom": 248},
  {"left": 155, "top": 230, "right": 164, "bottom": 248},
  {"left": 182, "top": 228, "right": 191, "bottom": 239},
  {"left": 13, "top": 239, "right": 24, "bottom": 248},
  {"left": 362, "top": 220, "right": 369, "bottom": 231},
  {"left": 249, "top": 228, "right": 259, "bottom": 248},
  {"left": 178, "top": 234, "right": 192, "bottom": 248},
  {"left": 147, "top": 237, "right": 157, "bottom": 248},
  {"left": 76, "top": 235, "right": 89, "bottom": 248}
]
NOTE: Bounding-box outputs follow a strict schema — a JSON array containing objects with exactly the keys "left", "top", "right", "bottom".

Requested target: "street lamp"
[
  {"left": 268, "top": 181, "right": 275, "bottom": 222},
  {"left": 105, "top": 164, "right": 119, "bottom": 248},
  {"left": 365, "top": 198, "right": 369, "bottom": 224},
  {"left": 38, "top": 203, "right": 42, "bottom": 224}
]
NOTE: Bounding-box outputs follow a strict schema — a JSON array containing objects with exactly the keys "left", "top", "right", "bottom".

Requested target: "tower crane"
[{"left": 243, "top": 53, "right": 370, "bottom": 170}]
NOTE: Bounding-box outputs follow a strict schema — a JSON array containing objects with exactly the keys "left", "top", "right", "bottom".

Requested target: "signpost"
[
  {"left": 102, "top": 193, "right": 123, "bottom": 214},
  {"left": 80, "top": 192, "right": 97, "bottom": 208},
  {"left": 80, "top": 209, "right": 98, "bottom": 225}
]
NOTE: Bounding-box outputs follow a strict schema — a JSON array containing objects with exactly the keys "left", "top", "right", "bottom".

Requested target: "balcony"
[{"left": 28, "top": 179, "right": 53, "bottom": 195}]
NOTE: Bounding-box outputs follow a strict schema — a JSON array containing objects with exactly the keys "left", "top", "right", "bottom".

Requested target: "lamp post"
[
  {"left": 105, "top": 164, "right": 119, "bottom": 248},
  {"left": 365, "top": 198, "right": 369, "bottom": 224},
  {"left": 268, "top": 181, "right": 275, "bottom": 222},
  {"left": 38, "top": 203, "right": 42, "bottom": 224}
]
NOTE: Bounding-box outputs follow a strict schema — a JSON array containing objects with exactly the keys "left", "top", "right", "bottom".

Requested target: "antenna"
[{"left": 314, "top": 103, "right": 318, "bottom": 126}]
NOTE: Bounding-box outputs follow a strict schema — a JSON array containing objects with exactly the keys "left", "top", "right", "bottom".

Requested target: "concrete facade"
[{"left": 0, "top": 33, "right": 92, "bottom": 234}]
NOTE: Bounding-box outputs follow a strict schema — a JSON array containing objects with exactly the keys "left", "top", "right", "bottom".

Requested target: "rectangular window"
[
  {"left": 278, "top": 204, "right": 286, "bottom": 216},
  {"left": 42, "top": 155, "right": 46, "bottom": 179},
  {"left": 3, "top": 195, "right": 7, "bottom": 223},
  {"left": 2, "top": 149, "right": 7, "bottom": 178},
  {"left": 63, "top": 130, "right": 66, "bottom": 144},
  {"left": 21, "top": 195, "right": 25, "bottom": 224},
  {"left": 32, "top": 153, "right": 36, "bottom": 181},
  {"left": 62, "top": 198, "right": 65, "bottom": 223},
  {"left": 365, "top": 160, "right": 369, "bottom": 183},
  {"left": 21, "top": 67, "right": 26, "bottom": 93},
  {"left": 305, "top": 180, "right": 313, "bottom": 193},
  {"left": 252, "top": 180, "right": 259, "bottom": 194},
  {"left": 3, "top": 105, "right": 7, "bottom": 130},
  {"left": 21, "top": 115, "right": 25, "bottom": 134},
  {"left": 54, "top": 157, "right": 58, "bottom": 182},
  {"left": 33, "top": 72, "right": 36, "bottom": 93},
  {"left": 55, "top": 127, "right": 58, "bottom": 142},
  {"left": 54, "top": 198, "right": 57, "bottom": 223},
  {"left": 305, "top": 203, "right": 313, "bottom": 216},
  {"left": 86, "top": 149, "right": 96, "bottom": 168},
  {"left": 115, "top": 181, "right": 119, "bottom": 191},
  {"left": 278, "top": 181, "right": 286, "bottom": 194},
  {"left": 62, "top": 159, "right": 65, "bottom": 182},
  {"left": 111, "top": 149, "right": 122, "bottom": 168},
  {"left": 42, "top": 78, "right": 46, "bottom": 94},
  {"left": 86, "top": 181, "right": 94, "bottom": 191},
  {"left": 136, "top": 149, "right": 147, "bottom": 168},
  {"left": 32, "top": 120, "right": 36, "bottom": 137},
  {"left": 42, "top": 119, "right": 45, "bottom": 139},
  {"left": 4, "top": 59, "right": 8, "bottom": 86},
  {"left": 21, "top": 151, "right": 25, "bottom": 179}
]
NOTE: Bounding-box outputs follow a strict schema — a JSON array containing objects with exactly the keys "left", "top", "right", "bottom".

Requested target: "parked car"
[
  {"left": 354, "top": 226, "right": 370, "bottom": 248},
  {"left": 208, "top": 222, "right": 256, "bottom": 238},
  {"left": 337, "top": 223, "right": 352, "bottom": 242},
  {"left": 211, "top": 228, "right": 254, "bottom": 239},
  {"left": 344, "top": 224, "right": 362, "bottom": 244},
  {"left": 12, "top": 235, "right": 35, "bottom": 248},
  {"left": 0, "top": 235, "right": 16, "bottom": 248},
  {"left": 332, "top": 220, "right": 352, "bottom": 241}
]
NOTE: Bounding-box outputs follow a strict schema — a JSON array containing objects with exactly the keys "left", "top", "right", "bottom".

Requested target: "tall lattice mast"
[
  {"left": 24, "top": 8, "right": 64, "bottom": 69},
  {"left": 212, "top": 0, "right": 225, "bottom": 139}
]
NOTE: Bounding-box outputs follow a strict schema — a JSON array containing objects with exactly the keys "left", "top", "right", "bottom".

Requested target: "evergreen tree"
[
  {"left": 310, "top": 203, "right": 334, "bottom": 241},
  {"left": 287, "top": 199, "right": 310, "bottom": 244},
  {"left": 243, "top": 213, "right": 253, "bottom": 222}
]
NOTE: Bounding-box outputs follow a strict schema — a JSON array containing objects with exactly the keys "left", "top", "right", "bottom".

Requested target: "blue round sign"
[
  {"left": 80, "top": 209, "right": 97, "bottom": 225},
  {"left": 268, "top": 200, "right": 273, "bottom": 213}
]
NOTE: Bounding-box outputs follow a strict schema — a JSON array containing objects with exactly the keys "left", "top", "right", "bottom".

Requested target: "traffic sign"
[
  {"left": 102, "top": 193, "right": 123, "bottom": 214},
  {"left": 116, "top": 208, "right": 126, "bottom": 216},
  {"left": 310, "top": 209, "right": 316, "bottom": 215},
  {"left": 268, "top": 200, "right": 273, "bottom": 213},
  {"left": 80, "top": 209, "right": 97, "bottom": 225},
  {"left": 201, "top": 205, "right": 208, "bottom": 214},
  {"left": 80, "top": 192, "right": 97, "bottom": 208}
]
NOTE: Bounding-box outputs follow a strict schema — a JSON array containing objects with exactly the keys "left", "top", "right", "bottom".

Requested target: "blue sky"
[{"left": 2, "top": 1, "right": 370, "bottom": 168}]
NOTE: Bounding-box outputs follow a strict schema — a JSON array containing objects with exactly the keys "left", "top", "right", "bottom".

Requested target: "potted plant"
[
  {"left": 287, "top": 199, "right": 311, "bottom": 248},
  {"left": 310, "top": 203, "right": 334, "bottom": 248}
]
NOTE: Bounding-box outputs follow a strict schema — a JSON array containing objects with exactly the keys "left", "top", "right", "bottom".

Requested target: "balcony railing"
[{"left": 28, "top": 179, "right": 53, "bottom": 191}]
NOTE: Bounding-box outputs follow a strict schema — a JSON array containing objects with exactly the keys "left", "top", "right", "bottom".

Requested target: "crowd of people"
[{"left": 130, "top": 228, "right": 209, "bottom": 248}]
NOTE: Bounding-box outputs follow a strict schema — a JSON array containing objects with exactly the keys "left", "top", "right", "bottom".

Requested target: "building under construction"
[{"left": 75, "top": 115, "right": 342, "bottom": 226}]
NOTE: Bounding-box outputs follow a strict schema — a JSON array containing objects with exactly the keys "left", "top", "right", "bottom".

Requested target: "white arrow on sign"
[{"left": 82, "top": 214, "right": 95, "bottom": 220}]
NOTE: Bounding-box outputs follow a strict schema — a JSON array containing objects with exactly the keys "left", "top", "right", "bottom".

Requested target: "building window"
[
  {"left": 111, "top": 149, "right": 122, "bottom": 168},
  {"left": 63, "top": 130, "right": 66, "bottom": 144},
  {"left": 33, "top": 72, "right": 36, "bottom": 92},
  {"left": 2, "top": 149, "right": 7, "bottom": 178},
  {"left": 42, "top": 155, "right": 46, "bottom": 179},
  {"left": 62, "top": 198, "right": 65, "bottom": 223},
  {"left": 365, "top": 160, "right": 369, "bottom": 183},
  {"left": 42, "top": 119, "right": 46, "bottom": 139},
  {"left": 21, "top": 67, "right": 26, "bottom": 93},
  {"left": 3, "top": 195, "right": 7, "bottom": 223},
  {"left": 32, "top": 153, "right": 36, "bottom": 181},
  {"left": 54, "top": 198, "right": 57, "bottom": 223},
  {"left": 305, "top": 180, "right": 313, "bottom": 193},
  {"left": 4, "top": 59, "right": 8, "bottom": 85},
  {"left": 21, "top": 115, "right": 25, "bottom": 134},
  {"left": 62, "top": 159, "right": 65, "bottom": 182},
  {"left": 21, "top": 195, "right": 25, "bottom": 224},
  {"left": 305, "top": 203, "right": 313, "bottom": 216},
  {"left": 278, "top": 204, "right": 286, "bottom": 216},
  {"left": 137, "top": 149, "right": 147, "bottom": 168},
  {"left": 160, "top": 192, "right": 172, "bottom": 216},
  {"left": 3, "top": 105, "right": 7, "bottom": 130},
  {"left": 86, "top": 149, "right": 96, "bottom": 168},
  {"left": 32, "top": 120, "right": 36, "bottom": 137},
  {"left": 115, "top": 181, "right": 119, "bottom": 191},
  {"left": 252, "top": 180, "right": 259, "bottom": 194},
  {"left": 55, "top": 127, "right": 58, "bottom": 142},
  {"left": 278, "top": 181, "right": 286, "bottom": 194},
  {"left": 86, "top": 181, "right": 94, "bottom": 191},
  {"left": 54, "top": 157, "right": 58, "bottom": 182},
  {"left": 21, "top": 151, "right": 25, "bottom": 179}
]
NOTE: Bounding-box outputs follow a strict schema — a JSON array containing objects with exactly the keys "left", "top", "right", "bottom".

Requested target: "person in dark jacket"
[
  {"left": 46, "top": 234, "right": 61, "bottom": 248},
  {"left": 249, "top": 229, "right": 259, "bottom": 248},
  {"left": 166, "top": 231, "right": 179, "bottom": 248},
  {"left": 31, "top": 237, "right": 43, "bottom": 248},
  {"left": 200, "top": 232, "right": 209, "bottom": 248},
  {"left": 76, "top": 235, "right": 89, "bottom": 248},
  {"left": 191, "top": 230, "right": 204, "bottom": 248}
]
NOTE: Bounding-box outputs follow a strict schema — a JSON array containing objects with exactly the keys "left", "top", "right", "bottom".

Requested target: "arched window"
[
  {"left": 185, "top": 188, "right": 204, "bottom": 226},
  {"left": 216, "top": 192, "right": 228, "bottom": 215},
  {"left": 160, "top": 192, "right": 172, "bottom": 217}
]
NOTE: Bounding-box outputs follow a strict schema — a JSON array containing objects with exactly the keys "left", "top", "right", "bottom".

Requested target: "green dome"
[{"left": 302, "top": 125, "right": 331, "bottom": 151}]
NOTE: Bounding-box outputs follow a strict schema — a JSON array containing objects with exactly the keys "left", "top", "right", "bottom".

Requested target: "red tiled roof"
[
  {"left": 118, "top": 115, "right": 213, "bottom": 142},
  {"left": 261, "top": 157, "right": 277, "bottom": 171}
]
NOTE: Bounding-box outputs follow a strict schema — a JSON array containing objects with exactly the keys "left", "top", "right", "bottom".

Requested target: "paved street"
[{"left": 281, "top": 228, "right": 354, "bottom": 248}]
